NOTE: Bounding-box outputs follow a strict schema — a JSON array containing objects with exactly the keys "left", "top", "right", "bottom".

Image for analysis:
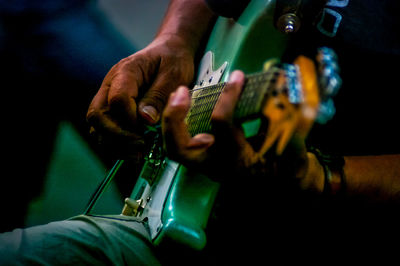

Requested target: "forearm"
[
  {"left": 344, "top": 154, "right": 400, "bottom": 201},
  {"left": 155, "top": 0, "right": 216, "bottom": 54},
  {"left": 305, "top": 153, "right": 400, "bottom": 202}
]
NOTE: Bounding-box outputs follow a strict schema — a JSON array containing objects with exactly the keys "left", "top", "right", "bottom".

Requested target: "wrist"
[
  {"left": 308, "top": 147, "right": 346, "bottom": 195},
  {"left": 153, "top": 33, "right": 197, "bottom": 56},
  {"left": 156, "top": 0, "right": 216, "bottom": 54}
]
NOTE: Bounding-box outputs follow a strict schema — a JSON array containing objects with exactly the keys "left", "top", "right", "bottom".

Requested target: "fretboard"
[{"left": 187, "top": 66, "right": 280, "bottom": 136}]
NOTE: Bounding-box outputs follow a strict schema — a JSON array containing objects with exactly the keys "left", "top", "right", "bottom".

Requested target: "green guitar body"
[{"left": 132, "top": 0, "right": 288, "bottom": 250}]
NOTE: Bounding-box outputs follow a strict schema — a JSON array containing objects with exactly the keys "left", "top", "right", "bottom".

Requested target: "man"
[
  {"left": 1, "top": 0, "right": 400, "bottom": 264},
  {"left": 161, "top": 0, "right": 400, "bottom": 262}
]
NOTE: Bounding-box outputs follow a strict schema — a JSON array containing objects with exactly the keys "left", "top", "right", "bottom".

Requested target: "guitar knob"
[{"left": 276, "top": 13, "right": 301, "bottom": 34}]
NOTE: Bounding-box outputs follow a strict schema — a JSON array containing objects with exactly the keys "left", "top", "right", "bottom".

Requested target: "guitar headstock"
[
  {"left": 315, "top": 47, "right": 342, "bottom": 124},
  {"left": 185, "top": 48, "right": 341, "bottom": 156},
  {"left": 265, "top": 47, "right": 341, "bottom": 125},
  {"left": 250, "top": 47, "right": 341, "bottom": 155}
]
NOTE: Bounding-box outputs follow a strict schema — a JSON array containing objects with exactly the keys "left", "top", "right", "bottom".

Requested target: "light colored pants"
[{"left": 0, "top": 215, "right": 161, "bottom": 265}]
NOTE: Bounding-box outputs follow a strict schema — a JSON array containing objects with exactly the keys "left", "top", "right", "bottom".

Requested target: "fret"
[
  {"left": 188, "top": 83, "right": 225, "bottom": 136},
  {"left": 235, "top": 66, "right": 280, "bottom": 119},
  {"left": 187, "top": 66, "right": 280, "bottom": 136}
]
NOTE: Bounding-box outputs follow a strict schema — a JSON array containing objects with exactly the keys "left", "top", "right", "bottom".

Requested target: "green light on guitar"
[{"left": 241, "top": 117, "right": 262, "bottom": 138}]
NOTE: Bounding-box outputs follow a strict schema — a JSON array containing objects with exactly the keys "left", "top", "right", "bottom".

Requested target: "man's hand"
[
  {"left": 86, "top": 0, "right": 216, "bottom": 158},
  {"left": 87, "top": 35, "right": 195, "bottom": 157},
  {"left": 162, "top": 71, "right": 246, "bottom": 171},
  {"left": 162, "top": 69, "right": 324, "bottom": 191}
]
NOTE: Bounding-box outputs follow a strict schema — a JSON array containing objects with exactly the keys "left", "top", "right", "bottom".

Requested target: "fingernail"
[
  {"left": 192, "top": 134, "right": 215, "bottom": 146},
  {"left": 142, "top": 105, "right": 159, "bottom": 122},
  {"left": 229, "top": 71, "right": 245, "bottom": 83}
]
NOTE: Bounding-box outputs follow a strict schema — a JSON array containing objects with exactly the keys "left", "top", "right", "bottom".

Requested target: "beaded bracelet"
[{"left": 309, "top": 147, "right": 346, "bottom": 195}]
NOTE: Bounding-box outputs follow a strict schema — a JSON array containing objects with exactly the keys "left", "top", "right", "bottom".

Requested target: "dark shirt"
[
  {"left": 303, "top": 0, "right": 400, "bottom": 155},
  {"left": 206, "top": 0, "right": 400, "bottom": 155},
  {"left": 202, "top": 2, "right": 400, "bottom": 264}
]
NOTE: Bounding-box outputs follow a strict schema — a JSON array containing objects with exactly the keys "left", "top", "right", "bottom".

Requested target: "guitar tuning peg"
[
  {"left": 313, "top": 47, "right": 342, "bottom": 124},
  {"left": 316, "top": 98, "right": 336, "bottom": 124},
  {"left": 319, "top": 72, "right": 342, "bottom": 98},
  {"left": 317, "top": 47, "right": 338, "bottom": 62},
  {"left": 282, "top": 63, "right": 303, "bottom": 104},
  {"left": 316, "top": 47, "right": 342, "bottom": 100}
]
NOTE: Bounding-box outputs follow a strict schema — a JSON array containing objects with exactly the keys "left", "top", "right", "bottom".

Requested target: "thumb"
[{"left": 138, "top": 72, "right": 182, "bottom": 124}]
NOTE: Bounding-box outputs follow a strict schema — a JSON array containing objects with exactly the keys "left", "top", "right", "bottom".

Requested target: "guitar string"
[
  {"left": 188, "top": 84, "right": 224, "bottom": 135},
  {"left": 187, "top": 69, "right": 279, "bottom": 136}
]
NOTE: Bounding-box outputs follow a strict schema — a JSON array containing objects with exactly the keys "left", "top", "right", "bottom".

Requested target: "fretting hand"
[{"left": 162, "top": 70, "right": 313, "bottom": 185}]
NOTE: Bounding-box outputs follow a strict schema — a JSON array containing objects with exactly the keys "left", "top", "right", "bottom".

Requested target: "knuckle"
[
  {"left": 109, "top": 91, "right": 128, "bottom": 107},
  {"left": 170, "top": 64, "right": 194, "bottom": 85},
  {"left": 86, "top": 107, "right": 101, "bottom": 123},
  {"left": 144, "top": 90, "right": 169, "bottom": 111}
]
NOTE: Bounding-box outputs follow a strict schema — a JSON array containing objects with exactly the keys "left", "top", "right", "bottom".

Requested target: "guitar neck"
[{"left": 187, "top": 66, "right": 281, "bottom": 136}]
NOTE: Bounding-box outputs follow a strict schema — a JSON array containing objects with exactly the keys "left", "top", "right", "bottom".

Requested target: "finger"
[
  {"left": 232, "top": 129, "right": 260, "bottom": 168},
  {"left": 211, "top": 70, "right": 245, "bottom": 124},
  {"left": 87, "top": 92, "right": 138, "bottom": 139},
  {"left": 208, "top": 71, "right": 248, "bottom": 168},
  {"left": 87, "top": 85, "right": 123, "bottom": 135},
  {"left": 87, "top": 61, "right": 141, "bottom": 135},
  {"left": 103, "top": 53, "right": 162, "bottom": 128},
  {"left": 107, "top": 71, "right": 140, "bottom": 128},
  {"left": 139, "top": 67, "right": 191, "bottom": 124},
  {"left": 138, "top": 71, "right": 169, "bottom": 123},
  {"left": 276, "top": 119, "right": 297, "bottom": 155},
  {"left": 162, "top": 86, "right": 193, "bottom": 156},
  {"left": 259, "top": 122, "right": 282, "bottom": 155},
  {"left": 162, "top": 86, "right": 215, "bottom": 163},
  {"left": 87, "top": 80, "right": 110, "bottom": 112},
  {"left": 189, "top": 133, "right": 215, "bottom": 150}
]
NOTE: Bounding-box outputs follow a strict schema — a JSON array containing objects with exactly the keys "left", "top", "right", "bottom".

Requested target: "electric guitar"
[{"left": 87, "top": 0, "right": 341, "bottom": 251}]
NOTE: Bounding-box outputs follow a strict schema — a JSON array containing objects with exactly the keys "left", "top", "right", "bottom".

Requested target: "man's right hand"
[{"left": 86, "top": 34, "right": 195, "bottom": 158}]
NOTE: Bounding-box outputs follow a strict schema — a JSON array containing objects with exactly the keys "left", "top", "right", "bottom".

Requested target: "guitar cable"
[
  {"left": 83, "top": 125, "right": 160, "bottom": 215},
  {"left": 83, "top": 159, "right": 125, "bottom": 215}
]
